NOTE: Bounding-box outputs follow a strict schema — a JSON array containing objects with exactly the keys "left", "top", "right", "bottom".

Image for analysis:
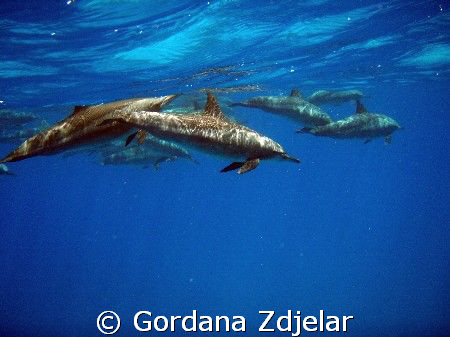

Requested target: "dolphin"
[
  {"left": 0, "top": 127, "right": 44, "bottom": 144},
  {"left": 0, "top": 109, "right": 39, "bottom": 129},
  {"left": 298, "top": 100, "right": 400, "bottom": 144},
  {"left": 0, "top": 164, "right": 15, "bottom": 176},
  {"left": 230, "top": 89, "right": 332, "bottom": 126},
  {"left": 102, "top": 135, "right": 195, "bottom": 164},
  {"left": 101, "top": 93, "right": 300, "bottom": 174},
  {"left": 101, "top": 145, "right": 177, "bottom": 169},
  {"left": 0, "top": 95, "right": 177, "bottom": 163},
  {"left": 306, "top": 89, "right": 364, "bottom": 105}
]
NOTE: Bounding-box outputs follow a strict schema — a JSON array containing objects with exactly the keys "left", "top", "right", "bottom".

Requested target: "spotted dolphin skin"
[
  {"left": 298, "top": 100, "right": 400, "bottom": 144},
  {"left": 306, "top": 89, "right": 364, "bottom": 105},
  {"left": 230, "top": 89, "right": 332, "bottom": 126},
  {"left": 102, "top": 93, "right": 300, "bottom": 174},
  {"left": 0, "top": 164, "right": 14, "bottom": 176},
  {"left": 0, "top": 95, "right": 178, "bottom": 163}
]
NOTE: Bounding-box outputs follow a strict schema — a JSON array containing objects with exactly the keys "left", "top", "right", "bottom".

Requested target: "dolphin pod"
[
  {"left": 101, "top": 93, "right": 300, "bottom": 174},
  {"left": 0, "top": 87, "right": 400, "bottom": 174}
]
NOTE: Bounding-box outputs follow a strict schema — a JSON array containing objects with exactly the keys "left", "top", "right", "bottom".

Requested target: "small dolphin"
[
  {"left": 298, "top": 100, "right": 400, "bottom": 144},
  {"left": 0, "top": 95, "right": 177, "bottom": 163},
  {"left": 103, "top": 134, "right": 195, "bottom": 164},
  {"left": 230, "top": 89, "right": 332, "bottom": 126},
  {"left": 0, "top": 164, "right": 15, "bottom": 176},
  {"left": 101, "top": 145, "right": 177, "bottom": 169},
  {"left": 306, "top": 89, "right": 364, "bottom": 105},
  {"left": 0, "top": 127, "right": 43, "bottom": 144},
  {"left": 0, "top": 110, "right": 39, "bottom": 129},
  {"left": 102, "top": 93, "right": 300, "bottom": 174}
]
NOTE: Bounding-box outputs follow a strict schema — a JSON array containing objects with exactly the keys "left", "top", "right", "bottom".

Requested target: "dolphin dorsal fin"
[
  {"left": 356, "top": 100, "right": 368, "bottom": 114},
  {"left": 203, "top": 92, "right": 224, "bottom": 118},
  {"left": 290, "top": 88, "right": 303, "bottom": 98},
  {"left": 72, "top": 105, "right": 90, "bottom": 115}
]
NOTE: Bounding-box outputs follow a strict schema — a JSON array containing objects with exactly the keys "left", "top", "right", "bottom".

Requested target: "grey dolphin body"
[
  {"left": 306, "top": 90, "right": 364, "bottom": 105},
  {"left": 230, "top": 90, "right": 332, "bottom": 126},
  {"left": 298, "top": 100, "right": 400, "bottom": 144},
  {"left": 0, "top": 164, "right": 14, "bottom": 176},
  {"left": 0, "top": 95, "right": 177, "bottom": 163},
  {"left": 103, "top": 93, "right": 300, "bottom": 174}
]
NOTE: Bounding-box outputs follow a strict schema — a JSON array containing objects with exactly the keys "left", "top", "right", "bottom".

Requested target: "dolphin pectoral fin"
[
  {"left": 384, "top": 135, "right": 392, "bottom": 144},
  {"left": 136, "top": 130, "right": 148, "bottom": 145},
  {"left": 125, "top": 131, "right": 138, "bottom": 146},
  {"left": 237, "top": 158, "right": 260, "bottom": 174},
  {"left": 364, "top": 138, "right": 372, "bottom": 144},
  {"left": 220, "top": 161, "right": 244, "bottom": 173}
]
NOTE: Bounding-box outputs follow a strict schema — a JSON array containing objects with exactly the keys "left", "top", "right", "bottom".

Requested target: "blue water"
[{"left": 1, "top": 1, "right": 449, "bottom": 336}]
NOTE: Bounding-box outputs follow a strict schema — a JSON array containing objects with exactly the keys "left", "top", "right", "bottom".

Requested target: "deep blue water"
[{"left": 0, "top": 1, "right": 449, "bottom": 336}]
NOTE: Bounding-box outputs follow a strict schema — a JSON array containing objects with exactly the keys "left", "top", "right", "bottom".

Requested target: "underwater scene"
[{"left": 0, "top": 0, "right": 449, "bottom": 336}]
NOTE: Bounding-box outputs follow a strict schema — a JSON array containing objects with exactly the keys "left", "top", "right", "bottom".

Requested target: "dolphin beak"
[{"left": 281, "top": 153, "right": 301, "bottom": 163}]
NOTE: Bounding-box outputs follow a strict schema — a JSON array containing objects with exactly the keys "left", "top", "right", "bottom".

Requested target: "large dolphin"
[
  {"left": 298, "top": 100, "right": 400, "bottom": 144},
  {"left": 306, "top": 89, "right": 364, "bottom": 105},
  {"left": 0, "top": 95, "right": 177, "bottom": 163},
  {"left": 102, "top": 93, "right": 300, "bottom": 174},
  {"left": 230, "top": 89, "right": 332, "bottom": 126}
]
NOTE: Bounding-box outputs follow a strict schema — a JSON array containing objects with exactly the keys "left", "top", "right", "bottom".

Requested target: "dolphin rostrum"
[
  {"left": 0, "top": 95, "right": 177, "bottom": 163},
  {"left": 230, "top": 89, "right": 332, "bottom": 126},
  {"left": 306, "top": 89, "right": 364, "bottom": 105},
  {"left": 102, "top": 93, "right": 300, "bottom": 174},
  {"left": 298, "top": 100, "right": 400, "bottom": 144}
]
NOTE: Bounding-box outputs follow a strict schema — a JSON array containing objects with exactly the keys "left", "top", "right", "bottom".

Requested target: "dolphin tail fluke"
[
  {"left": 220, "top": 158, "right": 260, "bottom": 174},
  {"left": 296, "top": 127, "right": 312, "bottom": 134}
]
